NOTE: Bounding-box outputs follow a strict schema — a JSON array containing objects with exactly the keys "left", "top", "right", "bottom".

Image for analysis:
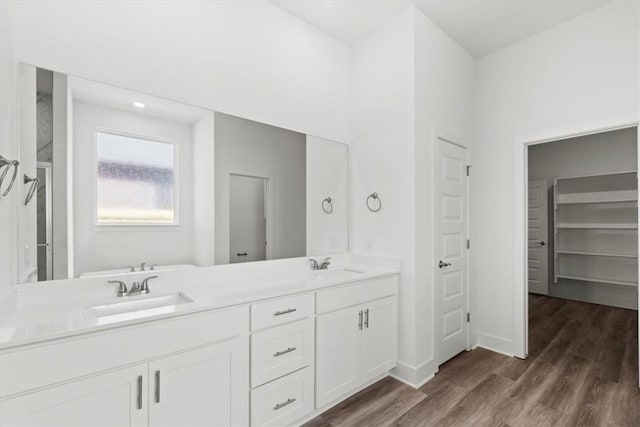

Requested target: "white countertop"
[{"left": 0, "top": 264, "right": 399, "bottom": 350}]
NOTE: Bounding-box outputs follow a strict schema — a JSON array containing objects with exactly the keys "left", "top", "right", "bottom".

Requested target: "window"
[{"left": 96, "top": 131, "right": 176, "bottom": 225}]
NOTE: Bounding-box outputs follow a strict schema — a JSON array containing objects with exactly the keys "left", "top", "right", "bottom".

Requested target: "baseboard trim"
[
  {"left": 390, "top": 359, "right": 437, "bottom": 389},
  {"left": 476, "top": 332, "right": 514, "bottom": 357}
]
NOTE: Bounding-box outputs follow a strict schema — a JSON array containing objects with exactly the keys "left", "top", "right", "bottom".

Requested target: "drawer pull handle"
[
  {"left": 358, "top": 310, "right": 363, "bottom": 330},
  {"left": 365, "top": 308, "right": 369, "bottom": 328},
  {"left": 155, "top": 370, "right": 160, "bottom": 403},
  {"left": 137, "top": 375, "right": 143, "bottom": 410},
  {"left": 273, "top": 398, "right": 296, "bottom": 411},
  {"left": 274, "top": 347, "right": 297, "bottom": 357},
  {"left": 274, "top": 308, "right": 296, "bottom": 316}
]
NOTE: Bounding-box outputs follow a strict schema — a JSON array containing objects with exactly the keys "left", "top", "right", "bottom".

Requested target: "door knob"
[
  {"left": 539, "top": 241, "right": 546, "bottom": 246},
  {"left": 439, "top": 260, "right": 451, "bottom": 269}
]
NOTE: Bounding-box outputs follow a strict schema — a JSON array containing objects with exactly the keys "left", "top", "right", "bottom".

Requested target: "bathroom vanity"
[{"left": 0, "top": 260, "right": 398, "bottom": 426}]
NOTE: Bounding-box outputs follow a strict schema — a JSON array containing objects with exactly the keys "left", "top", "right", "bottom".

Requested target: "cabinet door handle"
[
  {"left": 364, "top": 309, "right": 369, "bottom": 329},
  {"left": 136, "top": 375, "right": 143, "bottom": 410},
  {"left": 358, "top": 310, "right": 363, "bottom": 330},
  {"left": 274, "top": 347, "right": 297, "bottom": 357},
  {"left": 274, "top": 308, "right": 296, "bottom": 316},
  {"left": 273, "top": 398, "right": 296, "bottom": 411},
  {"left": 155, "top": 370, "right": 160, "bottom": 403}
]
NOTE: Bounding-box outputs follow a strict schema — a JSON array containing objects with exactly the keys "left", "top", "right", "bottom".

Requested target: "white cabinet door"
[
  {"left": 0, "top": 364, "right": 148, "bottom": 427},
  {"left": 148, "top": 337, "right": 247, "bottom": 427},
  {"left": 315, "top": 306, "right": 362, "bottom": 408},
  {"left": 361, "top": 297, "right": 397, "bottom": 382}
]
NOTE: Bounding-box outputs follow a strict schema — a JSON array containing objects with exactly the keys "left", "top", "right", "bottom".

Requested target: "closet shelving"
[{"left": 554, "top": 171, "right": 639, "bottom": 289}]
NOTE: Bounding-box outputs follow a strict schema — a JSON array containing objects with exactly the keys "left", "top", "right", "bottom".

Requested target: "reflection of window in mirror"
[{"left": 96, "top": 131, "right": 177, "bottom": 225}]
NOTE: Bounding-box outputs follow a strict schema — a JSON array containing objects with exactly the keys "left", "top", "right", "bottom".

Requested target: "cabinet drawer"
[
  {"left": 250, "top": 367, "right": 313, "bottom": 427},
  {"left": 251, "top": 293, "right": 314, "bottom": 331},
  {"left": 251, "top": 319, "right": 313, "bottom": 387},
  {"left": 316, "top": 275, "right": 398, "bottom": 314}
]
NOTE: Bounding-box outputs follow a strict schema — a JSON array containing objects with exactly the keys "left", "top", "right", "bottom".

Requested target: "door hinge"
[
  {"left": 467, "top": 239, "right": 470, "bottom": 249},
  {"left": 466, "top": 165, "right": 471, "bottom": 176},
  {"left": 467, "top": 312, "right": 470, "bottom": 323}
]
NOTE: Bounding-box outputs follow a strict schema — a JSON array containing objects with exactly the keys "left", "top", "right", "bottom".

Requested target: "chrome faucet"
[
  {"left": 309, "top": 257, "right": 331, "bottom": 271},
  {"left": 107, "top": 275, "right": 157, "bottom": 297},
  {"left": 107, "top": 280, "right": 128, "bottom": 297},
  {"left": 140, "top": 275, "right": 157, "bottom": 294},
  {"left": 320, "top": 257, "right": 331, "bottom": 270}
]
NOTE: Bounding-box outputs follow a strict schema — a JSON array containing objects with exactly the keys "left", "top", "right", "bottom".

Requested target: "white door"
[
  {"left": 0, "top": 364, "right": 148, "bottom": 427},
  {"left": 361, "top": 297, "right": 397, "bottom": 382},
  {"left": 316, "top": 306, "right": 362, "bottom": 408},
  {"left": 229, "top": 174, "right": 267, "bottom": 263},
  {"left": 148, "top": 338, "right": 247, "bottom": 427},
  {"left": 436, "top": 138, "right": 469, "bottom": 365},
  {"left": 528, "top": 180, "right": 549, "bottom": 295}
]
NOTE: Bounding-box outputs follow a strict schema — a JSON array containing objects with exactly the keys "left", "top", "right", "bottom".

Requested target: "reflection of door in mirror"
[
  {"left": 229, "top": 174, "right": 267, "bottom": 264},
  {"left": 36, "top": 163, "right": 52, "bottom": 281}
]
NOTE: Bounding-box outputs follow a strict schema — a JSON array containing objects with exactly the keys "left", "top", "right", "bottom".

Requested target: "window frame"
[{"left": 93, "top": 128, "right": 180, "bottom": 229}]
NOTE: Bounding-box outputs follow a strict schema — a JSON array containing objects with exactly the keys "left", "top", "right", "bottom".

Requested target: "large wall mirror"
[{"left": 17, "top": 65, "right": 349, "bottom": 282}]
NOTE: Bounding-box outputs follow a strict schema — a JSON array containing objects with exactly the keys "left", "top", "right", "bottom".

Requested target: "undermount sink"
[
  {"left": 84, "top": 293, "right": 193, "bottom": 319},
  {"left": 312, "top": 268, "right": 365, "bottom": 279}
]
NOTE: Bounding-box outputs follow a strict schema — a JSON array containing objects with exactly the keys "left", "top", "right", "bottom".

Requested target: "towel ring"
[
  {"left": 366, "top": 192, "right": 381, "bottom": 212},
  {"left": 0, "top": 155, "right": 20, "bottom": 199},
  {"left": 23, "top": 174, "right": 39, "bottom": 206},
  {"left": 322, "top": 197, "right": 333, "bottom": 214}
]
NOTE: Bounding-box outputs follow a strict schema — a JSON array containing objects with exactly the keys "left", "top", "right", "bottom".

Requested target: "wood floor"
[{"left": 305, "top": 295, "right": 639, "bottom": 427}]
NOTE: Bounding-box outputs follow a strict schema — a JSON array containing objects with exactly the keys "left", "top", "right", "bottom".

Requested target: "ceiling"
[{"left": 273, "top": 0, "right": 612, "bottom": 58}]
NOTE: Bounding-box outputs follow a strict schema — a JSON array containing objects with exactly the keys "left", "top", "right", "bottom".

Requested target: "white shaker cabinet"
[
  {"left": 315, "top": 278, "right": 397, "bottom": 409},
  {"left": 361, "top": 296, "right": 397, "bottom": 382},
  {"left": 0, "top": 364, "right": 149, "bottom": 427},
  {"left": 148, "top": 337, "right": 246, "bottom": 427},
  {"left": 1, "top": 338, "right": 247, "bottom": 427},
  {"left": 315, "top": 305, "right": 363, "bottom": 407}
]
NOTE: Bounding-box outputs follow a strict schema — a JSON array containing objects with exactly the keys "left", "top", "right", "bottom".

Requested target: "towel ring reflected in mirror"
[
  {"left": 0, "top": 155, "right": 20, "bottom": 200},
  {"left": 23, "top": 174, "right": 39, "bottom": 206},
  {"left": 322, "top": 197, "right": 333, "bottom": 214},
  {"left": 366, "top": 192, "right": 381, "bottom": 212}
]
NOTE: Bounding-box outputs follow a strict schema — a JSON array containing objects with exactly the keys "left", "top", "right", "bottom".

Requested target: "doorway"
[
  {"left": 435, "top": 137, "right": 470, "bottom": 365},
  {"left": 229, "top": 174, "right": 268, "bottom": 264},
  {"left": 36, "top": 162, "right": 52, "bottom": 280},
  {"left": 520, "top": 122, "right": 639, "bottom": 387}
]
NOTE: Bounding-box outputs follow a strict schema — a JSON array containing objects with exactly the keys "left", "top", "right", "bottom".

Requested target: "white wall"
[
  {"left": 350, "top": 6, "right": 475, "bottom": 385},
  {"left": 351, "top": 8, "right": 416, "bottom": 373},
  {"left": 474, "top": 1, "right": 640, "bottom": 354},
  {"left": 413, "top": 8, "right": 476, "bottom": 375},
  {"left": 306, "top": 136, "right": 349, "bottom": 256},
  {"left": 73, "top": 101, "right": 195, "bottom": 276},
  {"left": 2, "top": 0, "right": 350, "bottom": 143},
  {"left": 214, "top": 113, "right": 306, "bottom": 264},
  {"left": 192, "top": 113, "right": 216, "bottom": 266}
]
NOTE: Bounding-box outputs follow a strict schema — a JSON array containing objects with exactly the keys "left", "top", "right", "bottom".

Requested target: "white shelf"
[
  {"left": 556, "top": 223, "right": 638, "bottom": 230},
  {"left": 556, "top": 274, "right": 638, "bottom": 287},
  {"left": 553, "top": 172, "right": 639, "bottom": 293},
  {"left": 556, "top": 250, "right": 638, "bottom": 258},
  {"left": 556, "top": 189, "right": 637, "bottom": 204}
]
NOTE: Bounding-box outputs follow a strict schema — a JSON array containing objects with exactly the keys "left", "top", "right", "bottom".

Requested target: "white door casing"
[
  {"left": 527, "top": 180, "right": 549, "bottom": 295},
  {"left": 436, "top": 138, "right": 469, "bottom": 365},
  {"left": 229, "top": 174, "right": 267, "bottom": 263}
]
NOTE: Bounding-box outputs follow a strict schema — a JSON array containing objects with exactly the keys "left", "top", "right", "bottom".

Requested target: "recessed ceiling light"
[{"left": 133, "top": 101, "right": 145, "bottom": 108}]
